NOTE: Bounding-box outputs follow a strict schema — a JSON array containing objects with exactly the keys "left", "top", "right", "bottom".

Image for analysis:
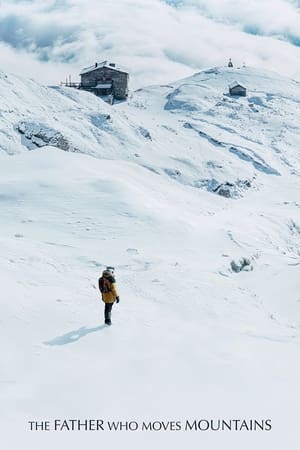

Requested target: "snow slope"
[{"left": 1, "top": 66, "right": 300, "bottom": 450}]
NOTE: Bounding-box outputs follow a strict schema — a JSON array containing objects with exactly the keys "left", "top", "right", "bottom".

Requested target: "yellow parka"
[{"left": 98, "top": 274, "right": 119, "bottom": 304}]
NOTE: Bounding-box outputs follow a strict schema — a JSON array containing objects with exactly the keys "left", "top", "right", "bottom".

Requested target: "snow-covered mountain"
[{"left": 1, "top": 66, "right": 300, "bottom": 449}]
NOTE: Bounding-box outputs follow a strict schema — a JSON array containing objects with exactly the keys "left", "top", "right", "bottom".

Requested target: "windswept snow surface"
[{"left": 1, "top": 66, "right": 300, "bottom": 449}]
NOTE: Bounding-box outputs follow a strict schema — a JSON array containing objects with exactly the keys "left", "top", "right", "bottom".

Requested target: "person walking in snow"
[{"left": 98, "top": 267, "right": 120, "bottom": 325}]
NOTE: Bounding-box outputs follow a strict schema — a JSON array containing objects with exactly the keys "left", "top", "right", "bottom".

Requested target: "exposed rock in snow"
[
  {"left": 17, "top": 121, "right": 72, "bottom": 152},
  {"left": 137, "top": 126, "right": 152, "bottom": 140},
  {"left": 194, "top": 178, "right": 253, "bottom": 198},
  {"left": 231, "top": 257, "right": 253, "bottom": 273},
  {"left": 164, "top": 168, "right": 181, "bottom": 178}
]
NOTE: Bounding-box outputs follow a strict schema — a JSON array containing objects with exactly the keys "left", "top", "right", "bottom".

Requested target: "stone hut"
[
  {"left": 79, "top": 61, "right": 129, "bottom": 101},
  {"left": 229, "top": 81, "right": 247, "bottom": 97}
]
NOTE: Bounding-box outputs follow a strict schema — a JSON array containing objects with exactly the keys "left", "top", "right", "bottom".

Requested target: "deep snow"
[{"left": 0, "top": 66, "right": 300, "bottom": 449}]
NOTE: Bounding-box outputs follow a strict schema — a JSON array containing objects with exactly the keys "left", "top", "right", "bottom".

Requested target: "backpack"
[
  {"left": 99, "top": 275, "right": 115, "bottom": 293},
  {"left": 102, "top": 277, "right": 111, "bottom": 293}
]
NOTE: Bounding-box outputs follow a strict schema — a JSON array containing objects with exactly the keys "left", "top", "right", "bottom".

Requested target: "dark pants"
[{"left": 104, "top": 302, "right": 113, "bottom": 324}]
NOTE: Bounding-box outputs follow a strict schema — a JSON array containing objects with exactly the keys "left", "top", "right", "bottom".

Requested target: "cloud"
[
  {"left": 0, "top": 14, "right": 79, "bottom": 60},
  {"left": 164, "top": 0, "right": 300, "bottom": 46},
  {"left": 0, "top": 0, "right": 299, "bottom": 87}
]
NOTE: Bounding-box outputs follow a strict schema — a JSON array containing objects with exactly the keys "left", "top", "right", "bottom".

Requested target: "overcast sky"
[{"left": 0, "top": 0, "right": 299, "bottom": 86}]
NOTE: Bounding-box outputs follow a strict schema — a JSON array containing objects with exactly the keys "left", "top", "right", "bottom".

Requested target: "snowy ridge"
[
  {"left": 1, "top": 66, "right": 300, "bottom": 191},
  {"left": 1, "top": 66, "right": 300, "bottom": 449}
]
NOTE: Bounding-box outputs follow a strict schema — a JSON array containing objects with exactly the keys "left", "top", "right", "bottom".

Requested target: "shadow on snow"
[{"left": 44, "top": 325, "right": 106, "bottom": 346}]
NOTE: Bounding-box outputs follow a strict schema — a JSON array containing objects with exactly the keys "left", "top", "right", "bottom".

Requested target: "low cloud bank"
[{"left": 0, "top": 0, "right": 299, "bottom": 86}]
